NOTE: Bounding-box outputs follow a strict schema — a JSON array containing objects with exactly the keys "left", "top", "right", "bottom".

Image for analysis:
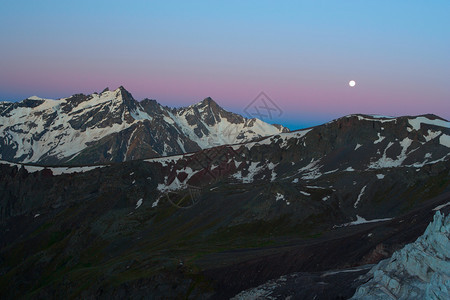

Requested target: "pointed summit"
[
  {"left": 197, "top": 97, "right": 221, "bottom": 110},
  {"left": 101, "top": 87, "right": 109, "bottom": 93},
  {"left": 114, "top": 86, "right": 134, "bottom": 102},
  {"left": 202, "top": 97, "right": 217, "bottom": 104}
]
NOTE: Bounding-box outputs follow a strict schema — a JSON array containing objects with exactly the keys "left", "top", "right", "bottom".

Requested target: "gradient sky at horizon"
[{"left": 1, "top": 1, "right": 449, "bottom": 129}]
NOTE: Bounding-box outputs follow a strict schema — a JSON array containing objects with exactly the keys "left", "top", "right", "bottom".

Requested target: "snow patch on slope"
[
  {"left": 433, "top": 202, "right": 450, "bottom": 211},
  {"left": 439, "top": 134, "right": 450, "bottom": 148},
  {"left": 145, "top": 154, "right": 186, "bottom": 167},
  {"left": 373, "top": 133, "right": 385, "bottom": 144},
  {"left": 355, "top": 115, "right": 396, "bottom": 123},
  {"left": 368, "top": 138, "right": 414, "bottom": 169},
  {"left": 335, "top": 215, "right": 393, "bottom": 228},
  {"left": 423, "top": 130, "right": 441, "bottom": 142},
  {"left": 408, "top": 116, "right": 449, "bottom": 131},
  {"left": 233, "top": 162, "right": 264, "bottom": 183},
  {"left": 0, "top": 160, "right": 104, "bottom": 175},
  {"left": 275, "top": 192, "right": 290, "bottom": 205},
  {"left": 354, "top": 185, "right": 367, "bottom": 208},
  {"left": 135, "top": 198, "right": 143, "bottom": 209},
  {"left": 157, "top": 167, "right": 197, "bottom": 192},
  {"left": 243, "top": 128, "right": 311, "bottom": 151},
  {"left": 298, "top": 158, "right": 322, "bottom": 180}
]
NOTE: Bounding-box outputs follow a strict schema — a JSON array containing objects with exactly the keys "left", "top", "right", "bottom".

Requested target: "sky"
[{"left": 1, "top": 0, "right": 449, "bottom": 129}]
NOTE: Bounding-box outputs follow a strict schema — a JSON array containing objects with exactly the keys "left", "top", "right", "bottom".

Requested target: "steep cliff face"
[{"left": 352, "top": 211, "right": 450, "bottom": 299}]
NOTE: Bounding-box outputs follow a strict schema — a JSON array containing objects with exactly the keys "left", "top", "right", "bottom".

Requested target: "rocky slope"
[
  {"left": 0, "top": 87, "right": 287, "bottom": 165},
  {"left": 231, "top": 207, "right": 450, "bottom": 300},
  {"left": 351, "top": 210, "right": 449, "bottom": 300},
  {"left": 0, "top": 113, "right": 449, "bottom": 299}
]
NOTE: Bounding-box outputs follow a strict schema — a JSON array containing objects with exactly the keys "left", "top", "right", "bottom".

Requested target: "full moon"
[{"left": 349, "top": 80, "right": 356, "bottom": 87}]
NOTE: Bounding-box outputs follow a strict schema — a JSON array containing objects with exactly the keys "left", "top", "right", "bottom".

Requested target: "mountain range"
[
  {"left": 0, "top": 86, "right": 287, "bottom": 165},
  {"left": 0, "top": 88, "right": 449, "bottom": 299}
]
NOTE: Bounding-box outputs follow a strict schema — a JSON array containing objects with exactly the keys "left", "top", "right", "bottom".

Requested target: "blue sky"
[{"left": 1, "top": 1, "right": 449, "bottom": 129}]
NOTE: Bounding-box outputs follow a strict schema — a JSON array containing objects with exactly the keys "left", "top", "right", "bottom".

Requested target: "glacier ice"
[{"left": 351, "top": 211, "right": 450, "bottom": 299}]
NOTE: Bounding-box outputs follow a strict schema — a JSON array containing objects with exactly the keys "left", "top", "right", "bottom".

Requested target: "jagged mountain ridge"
[
  {"left": 148, "top": 113, "right": 449, "bottom": 194},
  {"left": 0, "top": 86, "right": 288, "bottom": 165}
]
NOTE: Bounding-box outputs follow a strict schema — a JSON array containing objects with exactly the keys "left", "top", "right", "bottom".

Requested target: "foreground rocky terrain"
[
  {"left": 0, "top": 113, "right": 449, "bottom": 298},
  {"left": 233, "top": 209, "right": 449, "bottom": 300},
  {"left": 351, "top": 210, "right": 449, "bottom": 299}
]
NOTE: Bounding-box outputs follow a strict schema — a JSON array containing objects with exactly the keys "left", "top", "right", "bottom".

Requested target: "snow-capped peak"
[
  {"left": 196, "top": 97, "right": 219, "bottom": 107},
  {"left": 0, "top": 88, "right": 287, "bottom": 164},
  {"left": 28, "top": 95, "right": 50, "bottom": 101}
]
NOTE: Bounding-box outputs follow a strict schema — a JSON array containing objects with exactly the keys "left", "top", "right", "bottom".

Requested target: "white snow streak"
[
  {"left": 135, "top": 198, "right": 143, "bottom": 209},
  {"left": 354, "top": 185, "right": 367, "bottom": 208},
  {"left": 433, "top": 202, "right": 450, "bottom": 211}
]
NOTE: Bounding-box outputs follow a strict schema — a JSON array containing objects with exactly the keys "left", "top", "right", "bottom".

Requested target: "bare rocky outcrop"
[{"left": 351, "top": 211, "right": 450, "bottom": 299}]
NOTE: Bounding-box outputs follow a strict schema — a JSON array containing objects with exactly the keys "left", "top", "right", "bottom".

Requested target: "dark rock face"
[
  {"left": 0, "top": 113, "right": 449, "bottom": 298},
  {"left": 0, "top": 87, "right": 287, "bottom": 165},
  {"left": 66, "top": 120, "right": 201, "bottom": 164}
]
